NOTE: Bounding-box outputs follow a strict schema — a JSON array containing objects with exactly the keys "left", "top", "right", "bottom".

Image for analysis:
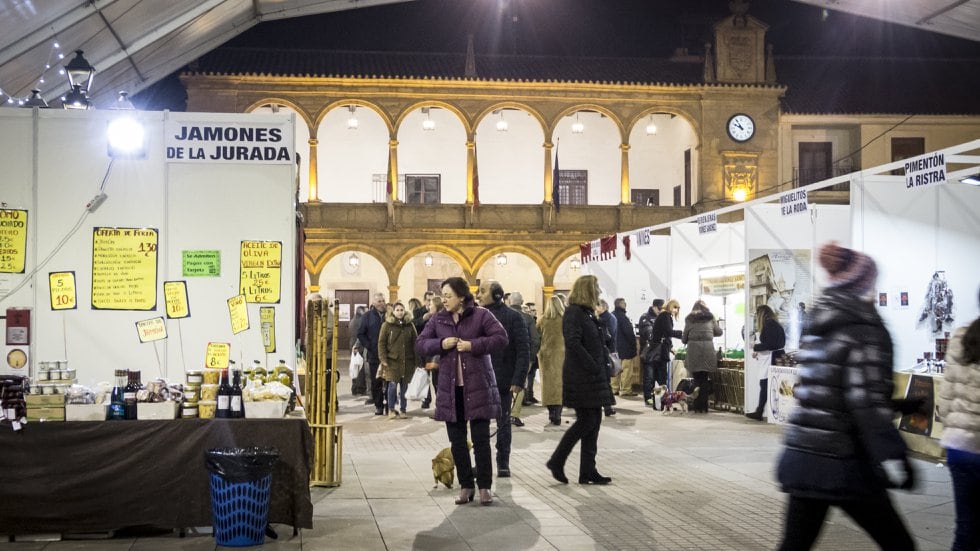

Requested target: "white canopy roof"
[
  {"left": 0, "top": 0, "right": 415, "bottom": 108},
  {"left": 0, "top": 0, "right": 975, "bottom": 109}
]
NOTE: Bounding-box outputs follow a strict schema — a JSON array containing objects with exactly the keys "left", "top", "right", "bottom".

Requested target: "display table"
[{"left": 0, "top": 417, "right": 314, "bottom": 535}]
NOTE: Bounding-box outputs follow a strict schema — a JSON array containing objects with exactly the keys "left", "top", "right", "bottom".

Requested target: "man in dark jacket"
[
  {"left": 596, "top": 299, "right": 617, "bottom": 416},
  {"left": 637, "top": 299, "right": 664, "bottom": 404},
  {"left": 356, "top": 292, "right": 387, "bottom": 415},
  {"left": 612, "top": 298, "right": 638, "bottom": 396},
  {"left": 478, "top": 280, "right": 529, "bottom": 478},
  {"left": 508, "top": 292, "right": 541, "bottom": 406}
]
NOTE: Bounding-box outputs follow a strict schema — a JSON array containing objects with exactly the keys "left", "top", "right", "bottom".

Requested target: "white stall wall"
[
  {"left": 585, "top": 234, "right": 671, "bottom": 326},
  {"left": 0, "top": 110, "right": 35, "bottom": 306},
  {"left": 670, "top": 222, "right": 745, "bottom": 340},
  {"left": 852, "top": 175, "right": 980, "bottom": 371},
  {"left": 0, "top": 109, "right": 296, "bottom": 388},
  {"left": 742, "top": 203, "right": 850, "bottom": 414}
]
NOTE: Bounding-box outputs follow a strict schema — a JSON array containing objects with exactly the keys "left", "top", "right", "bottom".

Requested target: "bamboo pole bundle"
[{"left": 307, "top": 298, "right": 342, "bottom": 486}]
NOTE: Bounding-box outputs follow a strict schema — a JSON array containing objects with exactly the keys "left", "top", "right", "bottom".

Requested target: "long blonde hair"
[
  {"left": 663, "top": 299, "right": 680, "bottom": 318},
  {"left": 568, "top": 275, "right": 600, "bottom": 308},
  {"left": 542, "top": 295, "right": 565, "bottom": 319}
]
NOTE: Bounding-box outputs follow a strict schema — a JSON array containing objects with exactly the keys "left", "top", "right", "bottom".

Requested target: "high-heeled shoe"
[
  {"left": 545, "top": 459, "right": 568, "bottom": 484},
  {"left": 579, "top": 471, "right": 612, "bottom": 485},
  {"left": 479, "top": 489, "right": 493, "bottom": 505},
  {"left": 454, "top": 488, "right": 475, "bottom": 505}
]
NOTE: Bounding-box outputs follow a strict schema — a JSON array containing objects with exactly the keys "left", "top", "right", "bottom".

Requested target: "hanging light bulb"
[
  {"left": 422, "top": 107, "right": 436, "bottom": 131},
  {"left": 495, "top": 253, "right": 508, "bottom": 267},
  {"left": 346, "top": 105, "right": 359, "bottom": 130},
  {"left": 645, "top": 114, "right": 658, "bottom": 135},
  {"left": 571, "top": 112, "right": 584, "bottom": 134},
  {"left": 496, "top": 111, "right": 508, "bottom": 132},
  {"left": 424, "top": 253, "right": 434, "bottom": 267},
  {"left": 348, "top": 252, "right": 360, "bottom": 269}
]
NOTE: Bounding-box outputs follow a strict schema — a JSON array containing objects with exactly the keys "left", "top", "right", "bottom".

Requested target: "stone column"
[
  {"left": 620, "top": 142, "right": 631, "bottom": 204},
  {"left": 387, "top": 284, "right": 400, "bottom": 303},
  {"left": 466, "top": 135, "right": 476, "bottom": 205},
  {"left": 543, "top": 141, "right": 554, "bottom": 204},
  {"left": 388, "top": 138, "right": 399, "bottom": 202},
  {"left": 308, "top": 137, "right": 319, "bottom": 202}
]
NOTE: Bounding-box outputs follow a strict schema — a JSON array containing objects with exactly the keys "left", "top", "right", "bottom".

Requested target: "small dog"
[
  {"left": 653, "top": 384, "right": 699, "bottom": 414},
  {"left": 431, "top": 441, "right": 473, "bottom": 489}
]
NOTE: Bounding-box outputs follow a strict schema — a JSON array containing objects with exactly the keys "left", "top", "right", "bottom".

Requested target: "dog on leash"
[
  {"left": 653, "top": 384, "right": 699, "bottom": 414},
  {"left": 431, "top": 441, "right": 473, "bottom": 489}
]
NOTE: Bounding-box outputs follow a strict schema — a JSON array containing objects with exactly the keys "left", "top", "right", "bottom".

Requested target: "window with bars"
[{"left": 557, "top": 169, "right": 588, "bottom": 206}]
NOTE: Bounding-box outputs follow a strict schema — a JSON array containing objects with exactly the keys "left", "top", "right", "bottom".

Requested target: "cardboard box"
[
  {"left": 244, "top": 400, "right": 286, "bottom": 419},
  {"left": 26, "top": 394, "right": 65, "bottom": 407},
  {"left": 65, "top": 403, "right": 108, "bottom": 421},
  {"left": 137, "top": 401, "right": 178, "bottom": 420},
  {"left": 26, "top": 406, "right": 65, "bottom": 422}
]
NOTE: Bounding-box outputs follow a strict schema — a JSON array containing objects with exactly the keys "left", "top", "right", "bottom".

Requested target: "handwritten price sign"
[
  {"left": 205, "top": 342, "right": 230, "bottom": 368},
  {"left": 227, "top": 294, "right": 249, "bottom": 334},
  {"left": 163, "top": 281, "right": 190, "bottom": 319},
  {"left": 91, "top": 227, "right": 158, "bottom": 310},
  {"left": 0, "top": 209, "right": 28, "bottom": 274},
  {"left": 48, "top": 271, "right": 77, "bottom": 310},
  {"left": 239, "top": 240, "right": 281, "bottom": 303}
]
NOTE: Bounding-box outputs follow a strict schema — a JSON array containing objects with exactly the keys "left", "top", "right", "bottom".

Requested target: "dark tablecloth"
[{"left": 0, "top": 417, "right": 314, "bottom": 534}]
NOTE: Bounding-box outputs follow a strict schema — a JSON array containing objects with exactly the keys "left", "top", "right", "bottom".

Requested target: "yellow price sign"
[
  {"left": 260, "top": 306, "right": 276, "bottom": 353},
  {"left": 0, "top": 209, "right": 28, "bottom": 274},
  {"left": 48, "top": 271, "right": 77, "bottom": 310},
  {"left": 91, "top": 227, "right": 158, "bottom": 310},
  {"left": 227, "top": 294, "right": 249, "bottom": 334},
  {"left": 239, "top": 240, "right": 282, "bottom": 303},
  {"left": 163, "top": 281, "right": 190, "bottom": 319},
  {"left": 205, "top": 342, "right": 230, "bottom": 368}
]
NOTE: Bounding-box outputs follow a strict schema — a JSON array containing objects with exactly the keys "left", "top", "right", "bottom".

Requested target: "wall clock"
[{"left": 727, "top": 114, "right": 755, "bottom": 142}]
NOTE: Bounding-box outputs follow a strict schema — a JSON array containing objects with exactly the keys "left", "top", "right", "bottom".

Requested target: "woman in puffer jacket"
[
  {"left": 416, "top": 277, "right": 508, "bottom": 506},
  {"left": 937, "top": 289, "right": 980, "bottom": 551},
  {"left": 682, "top": 300, "right": 723, "bottom": 413},
  {"left": 776, "top": 243, "right": 915, "bottom": 551}
]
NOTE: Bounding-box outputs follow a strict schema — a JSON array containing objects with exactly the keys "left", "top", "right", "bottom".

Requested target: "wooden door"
[{"left": 335, "top": 289, "right": 370, "bottom": 348}]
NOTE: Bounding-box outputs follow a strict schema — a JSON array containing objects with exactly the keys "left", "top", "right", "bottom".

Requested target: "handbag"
[
  {"left": 641, "top": 340, "right": 663, "bottom": 363},
  {"left": 406, "top": 367, "right": 430, "bottom": 401},
  {"left": 348, "top": 350, "right": 364, "bottom": 379},
  {"left": 608, "top": 352, "right": 623, "bottom": 376}
]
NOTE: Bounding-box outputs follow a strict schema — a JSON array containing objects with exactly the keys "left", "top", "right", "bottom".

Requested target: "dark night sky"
[{"left": 136, "top": 0, "right": 980, "bottom": 110}]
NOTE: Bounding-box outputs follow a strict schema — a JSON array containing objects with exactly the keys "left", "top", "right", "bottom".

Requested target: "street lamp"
[{"left": 495, "top": 253, "right": 507, "bottom": 267}]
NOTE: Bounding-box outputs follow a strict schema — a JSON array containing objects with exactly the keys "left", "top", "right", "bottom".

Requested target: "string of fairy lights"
[{"left": 0, "top": 39, "right": 68, "bottom": 106}]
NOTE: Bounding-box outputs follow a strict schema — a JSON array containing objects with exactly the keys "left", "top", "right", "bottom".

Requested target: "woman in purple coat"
[{"left": 417, "top": 277, "right": 508, "bottom": 506}]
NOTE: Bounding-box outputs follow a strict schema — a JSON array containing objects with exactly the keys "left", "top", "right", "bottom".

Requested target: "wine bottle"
[
  {"left": 123, "top": 370, "right": 141, "bottom": 420},
  {"left": 216, "top": 369, "right": 231, "bottom": 418},
  {"left": 230, "top": 369, "right": 244, "bottom": 418},
  {"left": 109, "top": 369, "right": 126, "bottom": 420}
]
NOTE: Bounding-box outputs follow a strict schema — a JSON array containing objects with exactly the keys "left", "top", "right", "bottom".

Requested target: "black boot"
[
  {"left": 746, "top": 379, "right": 767, "bottom": 420},
  {"left": 547, "top": 405, "right": 561, "bottom": 425}
]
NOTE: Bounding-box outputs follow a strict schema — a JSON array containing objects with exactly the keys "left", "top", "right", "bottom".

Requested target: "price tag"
[
  {"left": 48, "top": 271, "right": 77, "bottom": 310},
  {"left": 163, "top": 281, "right": 190, "bottom": 319},
  {"left": 136, "top": 317, "right": 167, "bottom": 343},
  {"left": 260, "top": 306, "right": 276, "bottom": 353},
  {"left": 239, "top": 240, "right": 282, "bottom": 303},
  {"left": 0, "top": 209, "right": 28, "bottom": 274},
  {"left": 227, "top": 294, "right": 249, "bottom": 334},
  {"left": 205, "top": 342, "right": 230, "bottom": 368}
]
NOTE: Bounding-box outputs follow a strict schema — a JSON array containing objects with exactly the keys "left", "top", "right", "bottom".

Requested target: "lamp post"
[{"left": 63, "top": 50, "right": 95, "bottom": 110}]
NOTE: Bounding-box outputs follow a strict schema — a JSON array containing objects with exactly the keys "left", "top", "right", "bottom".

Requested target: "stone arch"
[
  {"left": 473, "top": 102, "right": 548, "bottom": 137},
  {"left": 550, "top": 104, "right": 626, "bottom": 143},
  {"left": 314, "top": 99, "right": 394, "bottom": 135},
  {"left": 392, "top": 243, "right": 473, "bottom": 278},
  {"left": 625, "top": 107, "right": 702, "bottom": 148},
  {"left": 395, "top": 100, "right": 472, "bottom": 136},
  {"left": 244, "top": 97, "right": 315, "bottom": 133},
  {"left": 472, "top": 245, "right": 549, "bottom": 277},
  {"left": 309, "top": 242, "right": 392, "bottom": 278}
]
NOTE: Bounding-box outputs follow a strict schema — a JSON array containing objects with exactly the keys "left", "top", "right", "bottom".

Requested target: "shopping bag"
[
  {"left": 406, "top": 368, "right": 430, "bottom": 401},
  {"left": 349, "top": 350, "right": 364, "bottom": 379},
  {"left": 608, "top": 352, "right": 623, "bottom": 376}
]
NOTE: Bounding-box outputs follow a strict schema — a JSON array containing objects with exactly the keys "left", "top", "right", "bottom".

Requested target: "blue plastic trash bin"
[{"left": 205, "top": 447, "right": 280, "bottom": 547}]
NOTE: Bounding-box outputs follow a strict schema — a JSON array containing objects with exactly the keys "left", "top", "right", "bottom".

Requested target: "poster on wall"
[
  {"left": 748, "top": 249, "right": 811, "bottom": 348},
  {"left": 239, "top": 240, "right": 281, "bottom": 304},
  {"left": 0, "top": 208, "right": 28, "bottom": 274},
  {"left": 182, "top": 250, "right": 220, "bottom": 277},
  {"left": 767, "top": 366, "right": 801, "bottom": 424},
  {"left": 91, "top": 227, "right": 158, "bottom": 310},
  {"left": 899, "top": 374, "right": 935, "bottom": 436}
]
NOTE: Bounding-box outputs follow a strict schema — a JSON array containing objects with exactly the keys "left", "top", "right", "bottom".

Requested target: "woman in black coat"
[
  {"left": 776, "top": 243, "right": 915, "bottom": 550},
  {"left": 546, "top": 275, "right": 614, "bottom": 485},
  {"left": 746, "top": 304, "right": 786, "bottom": 421}
]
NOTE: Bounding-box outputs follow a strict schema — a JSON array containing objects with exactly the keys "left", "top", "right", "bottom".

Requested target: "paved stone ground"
[{"left": 5, "top": 382, "right": 956, "bottom": 550}]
